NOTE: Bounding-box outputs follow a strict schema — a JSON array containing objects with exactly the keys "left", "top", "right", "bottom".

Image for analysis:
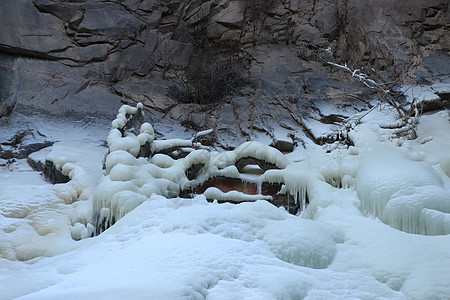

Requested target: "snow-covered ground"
[{"left": 1, "top": 106, "right": 450, "bottom": 299}]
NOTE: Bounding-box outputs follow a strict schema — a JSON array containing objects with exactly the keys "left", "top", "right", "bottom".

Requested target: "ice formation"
[
  {"left": 355, "top": 143, "right": 450, "bottom": 235},
  {"left": 93, "top": 103, "right": 318, "bottom": 232},
  {"left": 94, "top": 103, "right": 450, "bottom": 237}
]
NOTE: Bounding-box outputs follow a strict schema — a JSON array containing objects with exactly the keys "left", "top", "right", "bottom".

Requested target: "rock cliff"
[{"left": 1, "top": 0, "right": 449, "bottom": 146}]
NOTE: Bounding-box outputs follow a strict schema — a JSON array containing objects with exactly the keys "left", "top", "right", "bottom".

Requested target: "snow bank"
[{"left": 1, "top": 197, "right": 346, "bottom": 300}]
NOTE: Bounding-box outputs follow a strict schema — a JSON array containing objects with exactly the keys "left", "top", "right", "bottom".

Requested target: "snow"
[
  {"left": 234, "top": 141, "right": 289, "bottom": 169},
  {"left": 151, "top": 138, "right": 194, "bottom": 154},
  {"left": 0, "top": 117, "right": 108, "bottom": 261},
  {"left": 107, "top": 129, "right": 141, "bottom": 156},
  {"left": 150, "top": 153, "right": 175, "bottom": 168},
  {"left": 203, "top": 187, "right": 272, "bottom": 202},
  {"left": 1, "top": 105, "right": 450, "bottom": 299},
  {"left": 401, "top": 84, "right": 450, "bottom": 104},
  {"left": 3, "top": 192, "right": 449, "bottom": 299},
  {"left": 402, "top": 85, "right": 440, "bottom": 103},
  {"left": 415, "top": 110, "right": 450, "bottom": 177},
  {"left": 193, "top": 129, "right": 214, "bottom": 140}
]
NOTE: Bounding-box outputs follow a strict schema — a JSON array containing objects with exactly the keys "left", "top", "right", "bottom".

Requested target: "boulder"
[
  {"left": 27, "top": 155, "right": 70, "bottom": 184},
  {"left": 272, "top": 139, "right": 295, "bottom": 153}
]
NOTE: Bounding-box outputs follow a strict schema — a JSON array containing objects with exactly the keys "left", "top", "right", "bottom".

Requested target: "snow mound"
[{"left": 95, "top": 104, "right": 450, "bottom": 238}]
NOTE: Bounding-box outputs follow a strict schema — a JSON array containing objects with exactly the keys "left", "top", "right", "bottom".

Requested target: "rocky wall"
[{"left": 1, "top": 0, "right": 448, "bottom": 144}]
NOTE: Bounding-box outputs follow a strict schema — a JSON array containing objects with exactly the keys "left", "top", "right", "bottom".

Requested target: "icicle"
[
  {"left": 257, "top": 181, "right": 262, "bottom": 195},
  {"left": 341, "top": 175, "right": 354, "bottom": 189},
  {"left": 287, "top": 192, "right": 290, "bottom": 212}
]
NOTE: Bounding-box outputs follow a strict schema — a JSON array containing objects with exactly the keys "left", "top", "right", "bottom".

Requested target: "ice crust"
[{"left": 353, "top": 110, "right": 450, "bottom": 235}]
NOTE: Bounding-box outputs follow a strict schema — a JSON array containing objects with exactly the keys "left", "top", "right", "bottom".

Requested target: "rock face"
[{"left": 0, "top": 0, "right": 449, "bottom": 144}]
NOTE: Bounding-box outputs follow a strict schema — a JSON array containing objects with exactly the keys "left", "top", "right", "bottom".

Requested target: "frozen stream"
[{"left": 0, "top": 109, "right": 450, "bottom": 299}]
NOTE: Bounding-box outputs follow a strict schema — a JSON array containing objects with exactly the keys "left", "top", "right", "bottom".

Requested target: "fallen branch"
[{"left": 327, "top": 61, "right": 420, "bottom": 139}]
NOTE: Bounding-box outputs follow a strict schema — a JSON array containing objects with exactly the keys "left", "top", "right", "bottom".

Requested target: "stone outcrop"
[
  {"left": 0, "top": 129, "right": 53, "bottom": 159},
  {"left": 0, "top": 0, "right": 448, "bottom": 145},
  {"left": 27, "top": 155, "right": 71, "bottom": 184},
  {"left": 0, "top": 127, "right": 67, "bottom": 183}
]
